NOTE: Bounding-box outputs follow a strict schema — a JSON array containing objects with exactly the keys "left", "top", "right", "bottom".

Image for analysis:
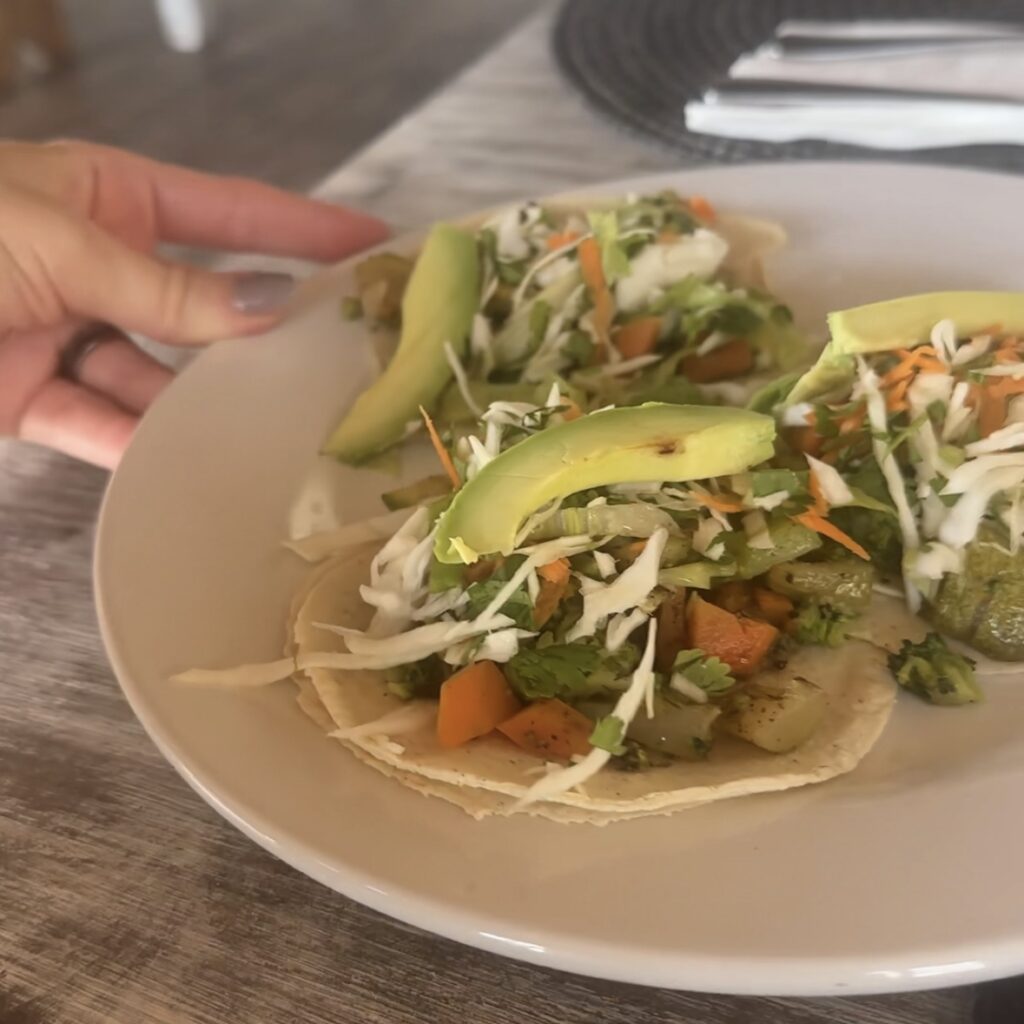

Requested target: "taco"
[
  {"left": 178, "top": 399, "right": 910, "bottom": 822},
  {"left": 774, "top": 291, "right": 1024, "bottom": 675},
  {"left": 323, "top": 191, "right": 807, "bottom": 465}
]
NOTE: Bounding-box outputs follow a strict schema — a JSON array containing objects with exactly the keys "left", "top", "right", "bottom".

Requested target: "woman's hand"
[{"left": 0, "top": 141, "right": 387, "bottom": 468}]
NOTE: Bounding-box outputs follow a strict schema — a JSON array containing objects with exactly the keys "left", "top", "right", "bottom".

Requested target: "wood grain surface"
[{"left": 0, "top": 9, "right": 982, "bottom": 1023}]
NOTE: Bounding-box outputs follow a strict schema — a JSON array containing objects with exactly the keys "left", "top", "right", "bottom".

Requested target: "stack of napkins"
[{"left": 685, "top": 19, "right": 1024, "bottom": 148}]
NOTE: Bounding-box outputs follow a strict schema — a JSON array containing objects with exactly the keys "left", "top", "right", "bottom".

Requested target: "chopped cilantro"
[
  {"left": 750, "top": 468, "right": 801, "bottom": 498},
  {"left": 671, "top": 649, "right": 735, "bottom": 695}
]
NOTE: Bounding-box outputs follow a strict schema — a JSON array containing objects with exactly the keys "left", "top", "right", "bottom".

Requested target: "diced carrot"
[
  {"left": 560, "top": 398, "right": 583, "bottom": 421},
  {"left": 687, "top": 594, "right": 779, "bottom": 677},
  {"left": 419, "top": 405, "right": 460, "bottom": 488},
  {"left": 618, "top": 538, "right": 649, "bottom": 564},
  {"left": 712, "top": 580, "right": 752, "bottom": 614},
  {"left": 547, "top": 230, "right": 581, "bottom": 252},
  {"left": 795, "top": 510, "right": 870, "bottom": 561},
  {"left": 613, "top": 316, "right": 662, "bottom": 360},
  {"left": 437, "top": 661, "right": 521, "bottom": 749},
  {"left": 533, "top": 575, "right": 570, "bottom": 628},
  {"left": 972, "top": 383, "right": 1006, "bottom": 438},
  {"left": 577, "top": 236, "right": 614, "bottom": 348},
  {"left": 657, "top": 229, "right": 681, "bottom": 244},
  {"left": 680, "top": 338, "right": 754, "bottom": 383},
  {"left": 691, "top": 490, "right": 745, "bottom": 514},
  {"left": 464, "top": 556, "right": 504, "bottom": 585},
  {"left": 497, "top": 699, "right": 593, "bottom": 761},
  {"left": 538, "top": 558, "right": 570, "bottom": 585},
  {"left": 655, "top": 589, "right": 689, "bottom": 674},
  {"left": 991, "top": 374, "right": 1024, "bottom": 399},
  {"left": 688, "top": 195, "right": 717, "bottom": 223},
  {"left": 787, "top": 425, "right": 823, "bottom": 457},
  {"left": 752, "top": 587, "right": 795, "bottom": 629}
]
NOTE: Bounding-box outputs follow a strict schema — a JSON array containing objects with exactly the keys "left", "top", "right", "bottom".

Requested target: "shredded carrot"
[
  {"left": 881, "top": 346, "right": 944, "bottom": 386},
  {"left": 546, "top": 230, "right": 581, "bottom": 252},
  {"left": 795, "top": 510, "right": 870, "bottom": 560},
  {"left": 886, "top": 376, "right": 911, "bottom": 413},
  {"left": 577, "top": 236, "right": 614, "bottom": 348},
  {"left": 837, "top": 403, "right": 867, "bottom": 435},
  {"left": 807, "top": 468, "right": 828, "bottom": 516},
  {"left": 692, "top": 491, "right": 745, "bottom": 514},
  {"left": 419, "top": 405, "right": 460, "bottom": 488},
  {"left": 538, "top": 558, "right": 570, "bottom": 585},
  {"left": 688, "top": 195, "right": 717, "bottom": 223}
]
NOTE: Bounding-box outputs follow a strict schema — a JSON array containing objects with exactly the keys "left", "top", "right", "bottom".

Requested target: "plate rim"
[{"left": 95, "top": 160, "right": 1024, "bottom": 997}]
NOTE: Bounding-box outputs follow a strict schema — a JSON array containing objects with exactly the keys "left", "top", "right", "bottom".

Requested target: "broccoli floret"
[
  {"left": 385, "top": 656, "right": 447, "bottom": 700},
  {"left": 791, "top": 602, "right": 853, "bottom": 648},
  {"left": 887, "top": 632, "right": 982, "bottom": 706},
  {"left": 611, "top": 740, "right": 675, "bottom": 772}
]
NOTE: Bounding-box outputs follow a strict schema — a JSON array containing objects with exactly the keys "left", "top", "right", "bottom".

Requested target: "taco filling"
[
  {"left": 176, "top": 397, "right": 922, "bottom": 821},
  {"left": 324, "top": 192, "right": 806, "bottom": 464},
  {"left": 776, "top": 291, "right": 1024, "bottom": 665}
]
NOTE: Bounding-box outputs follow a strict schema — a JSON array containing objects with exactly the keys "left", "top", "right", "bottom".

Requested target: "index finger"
[{"left": 79, "top": 143, "right": 390, "bottom": 261}]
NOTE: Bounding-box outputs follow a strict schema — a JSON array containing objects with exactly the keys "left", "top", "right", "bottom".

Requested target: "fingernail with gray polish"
[{"left": 232, "top": 272, "right": 297, "bottom": 315}]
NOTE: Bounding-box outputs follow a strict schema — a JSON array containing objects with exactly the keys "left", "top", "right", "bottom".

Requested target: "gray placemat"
[{"left": 553, "top": 0, "right": 1024, "bottom": 171}]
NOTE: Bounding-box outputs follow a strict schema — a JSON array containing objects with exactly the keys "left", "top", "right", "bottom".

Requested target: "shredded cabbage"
[{"left": 566, "top": 528, "right": 668, "bottom": 642}]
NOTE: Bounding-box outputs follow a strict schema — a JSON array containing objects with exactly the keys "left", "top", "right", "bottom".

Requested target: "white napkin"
[{"left": 685, "top": 20, "right": 1024, "bottom": 149}]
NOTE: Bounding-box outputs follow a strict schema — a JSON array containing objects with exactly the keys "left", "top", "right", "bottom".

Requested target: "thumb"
[{"left": 58, "top": 220, "right": 297, "bottom": 344}]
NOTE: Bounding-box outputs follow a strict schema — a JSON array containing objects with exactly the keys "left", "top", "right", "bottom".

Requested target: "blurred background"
[{"left": 0, "top": 0, "right": 540, "bottom": 189}]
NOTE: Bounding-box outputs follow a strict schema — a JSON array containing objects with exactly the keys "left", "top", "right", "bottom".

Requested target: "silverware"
[
  {"left": 770, "top": 31, "right": 1024, "bottom": 61},
  {"left": 706, "top": 78, "right": 1024, "bottom": 108}
]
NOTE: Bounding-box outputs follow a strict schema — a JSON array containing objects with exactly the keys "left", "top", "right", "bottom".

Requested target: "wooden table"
[{"left": 0, "top": 10, "right": 981, "bottom": 1023}]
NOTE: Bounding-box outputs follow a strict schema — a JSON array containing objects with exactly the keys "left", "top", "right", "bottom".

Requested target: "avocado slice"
[
  {"left": 787, "top": 291, "right": 1024, "bottom": 405},
  {"left": 433, "top": 403, "right": 775, "bottom": 563},
  {"left": 323, "top": 223, "right": 480, "bottom": 463}
]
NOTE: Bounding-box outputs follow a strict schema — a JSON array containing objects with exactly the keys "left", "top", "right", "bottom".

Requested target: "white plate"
[{"left": 96, "top": 163, "right": 1024, "bottom": 997}]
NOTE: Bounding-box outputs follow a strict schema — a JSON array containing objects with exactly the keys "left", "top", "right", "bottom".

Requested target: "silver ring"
[{"left": 58, "top": 323, "right": 127, "bottom": 382}]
